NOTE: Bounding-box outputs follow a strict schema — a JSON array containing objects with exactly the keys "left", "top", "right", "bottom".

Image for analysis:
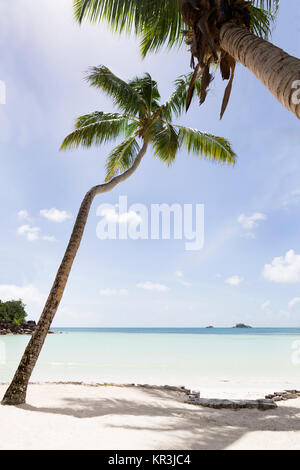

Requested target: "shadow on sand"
[{"left": 17, "top": 387, "right": 300, "bottom": 450}]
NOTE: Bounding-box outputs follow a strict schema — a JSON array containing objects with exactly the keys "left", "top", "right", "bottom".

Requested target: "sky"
[{"left": 0, "top": 0, "right": 300, "bottom": 327}]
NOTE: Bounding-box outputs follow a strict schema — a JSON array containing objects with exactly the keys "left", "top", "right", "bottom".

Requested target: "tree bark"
[
  {"left": 1, "top": 142, "right": 148, "bottom": 406},
  {"left": 220, "top": 23, "right": 300, "bottom": 119}
]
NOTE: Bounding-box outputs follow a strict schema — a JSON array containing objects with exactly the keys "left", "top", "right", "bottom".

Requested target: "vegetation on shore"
[{"left": 0, "top": 300, "right": 27, "bottom": 326}]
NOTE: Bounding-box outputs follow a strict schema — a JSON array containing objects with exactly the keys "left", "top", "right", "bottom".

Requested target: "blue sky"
[{"left": 0, "top": 0, "right": 300, "bottom": 327}]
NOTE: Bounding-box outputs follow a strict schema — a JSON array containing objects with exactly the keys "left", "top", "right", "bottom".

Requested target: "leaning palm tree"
[
  {"left": 74, "top": 0, "right": 300, "bottom": 119},
  {"left": 2, "top": 67, "right": 235, "bottom": 405}
]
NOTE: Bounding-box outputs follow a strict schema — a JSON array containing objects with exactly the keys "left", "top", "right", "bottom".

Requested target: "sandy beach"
[{"left": 1, "top": 382, "right": 300, "bottom": 450}]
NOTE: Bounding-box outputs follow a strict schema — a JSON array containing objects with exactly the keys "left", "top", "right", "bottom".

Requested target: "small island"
[
  {"left": 233, "top": 323, "right": 252, "bottom": 329},
  {"left": 0, "top": 299, "right": 55, "bottom": 335}
]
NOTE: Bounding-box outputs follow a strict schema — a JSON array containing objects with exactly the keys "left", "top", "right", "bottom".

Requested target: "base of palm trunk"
[{"left": 1, "top": 383, "right": 27, "bottom": 406}]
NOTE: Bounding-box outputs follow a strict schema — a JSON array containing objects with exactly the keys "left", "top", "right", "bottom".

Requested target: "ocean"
[{"left": 1, "top": 328, "right": 300, "bottom": 388}]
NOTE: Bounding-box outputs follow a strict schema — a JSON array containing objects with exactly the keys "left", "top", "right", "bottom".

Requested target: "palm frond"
[
  {"left": 139, "top": 1, "right": 184, "bottom": 58},
  {"left": 74, "top": 0, "right": 138, "bottom": 28},
  {"left": 251, "top": 0, "right": 279, "bottom": 14},
  {"left": 74, "top": 0, "right": 278, "bottom": 57},
  {"left": 86, "top": 66, "right": 147, "bottom": 116},
  {"left": 178, "top": 126, "right": 236, "bottom": 164},
  {"left": 162, "top": 73, "right": 202, "bottom": 120},
  {"left": 146, "top": 119, "right": 179, "bottom": 165},
  {"left": 128, "top": 73, "right": 161, "bottom": 113},
  {"left": 105, "top": 137, "right": 140, "bottom": 181},
  {"left": 73, "top": 0, "right": 182, "bottom": 36},
  {"left": 123, "top": 121, "right": 140, "bottom": 138},
  {"left": 250, "top": 6, "right": 274, "bottom": 39},
  {"left": 60, "top": 112, "right": 128, "bottom": 150}
]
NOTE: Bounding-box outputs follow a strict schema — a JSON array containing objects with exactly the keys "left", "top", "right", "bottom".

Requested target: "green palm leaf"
[
  {"left": 62, "top": 66, "right": 236, "bottom": 180},
  {"left": 161, "top": 73, "right": 201, "bottom": 120},
  {"left": 138, "top": 1, "right": 184, "bottom": 58},
  {"left": 60, "top": 112, "right": 128, "bottom": 150},
  {"left": 128, "top": 74, "right": 161, "bottom": 112},
  {"left": 105, "top": 137, "right": 140, "bottom": 181},
  {"left": 252, "top": 0, "right": 279, "bottom": 13},
  {"left": 86, "top": 66, "right": 147, "bottom": 116},
  {"left": 74, "top": 0, "right": 181, "bottom": 35},
  {"left": 145, "top": 119, "right": 179, "bottom": 164},
  {"left": 250, "top": 6, "right": 274, "bottom": 39},
  {"left": 74, "top": 1, "right": 277, "bottom": 57},
  {"left": 178, "top": 126, "right": 236, "bottom": 164}
]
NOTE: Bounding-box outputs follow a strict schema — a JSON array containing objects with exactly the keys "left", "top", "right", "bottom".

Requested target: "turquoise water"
[{"left": 1, "top": 328, "right": 300, "bottom": 387}]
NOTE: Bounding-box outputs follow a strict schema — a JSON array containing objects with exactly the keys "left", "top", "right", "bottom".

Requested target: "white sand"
[{"left": 0, "top": 382, "right": 300, "bottom": 450}]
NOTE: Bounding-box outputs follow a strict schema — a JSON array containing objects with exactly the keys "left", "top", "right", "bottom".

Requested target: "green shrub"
[{"left": 0, "top": 300, "right": 27, "bottom": 324}]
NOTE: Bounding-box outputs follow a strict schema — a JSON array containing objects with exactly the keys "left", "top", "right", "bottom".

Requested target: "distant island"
[
  {"left": 205, "top": 324, "right": 252, "bottom": 328},
  {"left": 0, "top": 299, "right": 55, "bottom": 335}
]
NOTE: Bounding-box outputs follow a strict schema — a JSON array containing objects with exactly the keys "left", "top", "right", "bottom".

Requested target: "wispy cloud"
[
  {"left": 225, "top": 275, "right": 243, "bottom": 286},
  {"left": 99, "top": 288, "right": 129, "bottom": 297},
  {"left": 175, "top": 270, "right": 191, "bottom": 287},
  {"left": 42, "top": 235, "right": 56, "bottom": 242},
  {"left": 281, "top": 189, "right": 300, "bottom": 208},
  {"left": 0, "top": 284, "right": 43, "bottom": 304},
  {"left": 288, "top": 297, "right": 300, "bottom": 309},
  {"left": 263, "top": 250, "right": 300, "bottom": 283},
  {"left": 261, "top": 300, "right": 271, "bottom": 310},
  {"left": 175, "top": 271, "right": 183, "bottom": 278},
  {"left": 137, "top": 282, "right": 169, "bottom": 292},
  {"left": 17, "top": 224, "right": 56, "bottom": 242},
  {"left": 40, "top": 208, "right": 72, "bottom": 223},
  {"left": 17, "top": 224, "right": 41, "bottom": 241},
  {"left": 17, "top": 210, "right": 30, "bottom": 221},
  {"left": 238, "top": 212, "right": 266, "bottom": 230}
]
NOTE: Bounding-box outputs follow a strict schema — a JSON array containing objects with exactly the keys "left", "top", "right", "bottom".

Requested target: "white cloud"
[
  {"left": 261, "top": 300, "right": 271, "bottom": 310},
  {"left": 100, "top": 207, "right": 142, "bottom": 225},
  {"left": 17, "top": 224, "right": 55, "bottom": 242},
  {"left": 263, "top": 250, "right": 300, "bottom": 283},
  {"left": 0, "top": 284, "right": 43, "bottom": 304},
  {"left": 281, "top": 189, "right": 300, "bottom": 208},
  {"left": 175, "top": 271, "right": 183, "bottom": 278},
  {"left": 17, "top": 210, "right": 29, "bottom": 220},
  {"left": 40, "top": 208, "right": 72, "bottom": 223},
  {"left": 137, "top": 282, "right": 170, "bottom": 292},
  {"left": 225, "top": 275, "right": 243, "bottom": 286},
  {"left": 288, "top": 297, "right": 300, "bottom": 309},
  {"left": 238, "top": 213, "right": 266, "bottom": 230},
  {"left": 41, "top": 235, "right": 56, "bottom": 242},
  {"left": 17, "top": 224, "right": 40, "bottom": 241},
  {"left": 100, "top": 288, "right": 129, "bottom": 297},
  {"left": 179, "top": 279, "right": 191, "bottom": 287},
  {"left": 174, "top": 270, "right": 191, "bottom": 286}
]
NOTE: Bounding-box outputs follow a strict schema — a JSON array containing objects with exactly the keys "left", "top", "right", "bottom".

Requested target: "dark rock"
[
  {"left": 233, "top": 323, "right": 252, "bottom": 328},
  {"left": 0, "top": 320, "right": 53, "bottom": 335},
  {"left": 186, "top": 397, "right": 277, "bottom": 410}
]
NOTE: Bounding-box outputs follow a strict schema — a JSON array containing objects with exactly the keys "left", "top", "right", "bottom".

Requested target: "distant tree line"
[{"left": 0, "top": 300, "right": 27, "bottom": 326}]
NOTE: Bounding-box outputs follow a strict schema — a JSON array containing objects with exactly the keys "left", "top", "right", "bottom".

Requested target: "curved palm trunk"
[
  {"left": 220, "top": 24, "right": 300, "bottom": 119},
  {"left": 2, "top": 142, "right": 148, "bottom": 406}
]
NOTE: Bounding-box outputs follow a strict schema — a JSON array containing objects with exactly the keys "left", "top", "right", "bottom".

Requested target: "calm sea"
[{"left": 1, "top": 328, "right": 300, "bottom": 387}]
